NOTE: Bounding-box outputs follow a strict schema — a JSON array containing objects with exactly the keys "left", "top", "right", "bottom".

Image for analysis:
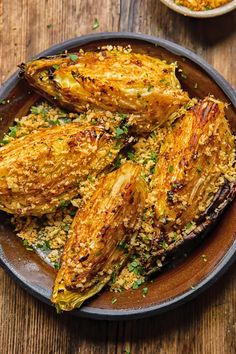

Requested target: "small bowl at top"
[{"left": 160, "top": 0, "right": 236, "bottom": 18}]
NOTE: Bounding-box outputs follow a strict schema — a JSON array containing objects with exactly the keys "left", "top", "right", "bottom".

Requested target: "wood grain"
[{"left": 0, "top": 1, "right": 236, "bottom": 353}]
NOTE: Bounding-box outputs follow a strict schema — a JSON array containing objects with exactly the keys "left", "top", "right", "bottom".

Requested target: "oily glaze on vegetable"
[
  {"left": 51, "top": 162, "right": 147, "bottom": 311},
  {"left": 146, "top": 97, "right": 235, "bottom": 264},
  {"left": 21, "top": 49, "right": 189, "bottom": 133},
  {"left": 0, "top": 123, "right": 120, "bottom": 216}
]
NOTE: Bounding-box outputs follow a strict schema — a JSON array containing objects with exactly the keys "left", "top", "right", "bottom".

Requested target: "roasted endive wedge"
[
  {"left": 150, "top": 96, "right": 235, "bottom": 238},
  {"left": 51, "top": 162, "right": 147, "bottom": 311},
  {"left": 21, "top": 49, "right": 189, "bottom": 133},
  {"left": 0, "top": 123, "right": 120, "bottom": 216}
]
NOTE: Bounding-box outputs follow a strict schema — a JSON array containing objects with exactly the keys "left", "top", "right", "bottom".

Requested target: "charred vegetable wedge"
[
  {"left": 146, "top": 97, "right": 235, "bottom": 263},
  {"left": 0, "top": 123, "right": 120, "bottom": 216},
  {"left": 51, "top": 162, "right": 147, "bottom": 311},
  {"left": 21, "top": 49, "right": 189, "bottom": 133}
]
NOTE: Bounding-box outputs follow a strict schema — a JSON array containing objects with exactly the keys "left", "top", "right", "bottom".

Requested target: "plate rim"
[{"left": 0, "top": 32, "right": 236, "bottom": 320}]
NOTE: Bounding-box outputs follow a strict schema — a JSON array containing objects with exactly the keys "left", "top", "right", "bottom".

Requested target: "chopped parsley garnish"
[
  {"left": 23, "top": 240, "right": 34, "bottom": 251},
  {"left": 8, "top": 126, "right": 17, "bottom": 138},
  {"left": 127, "top": 151, "right": 135, "bottom": 160},
  {"left": 159, "top": 241, "right": 168, "bottom": 250},
  {"left": 92, "top": 18, "right": 100, "bottom": 30},
  {"left": 118, "top": 112, "right": 128, "bottom": 120},
  {"left": 87, "top": 175, "right": 94, "bottom": 183},
  {"left": 118, "top": 240, "right": 129, "bottom": 252},
  {"left": 147, "top": 84, "right": 154, "bottom": 91},
  {"left": 30, "top": 106, "right": 40, "bottom": 114},
  {"left": 53, "top": 64, "right": 60, "bottom": 70},
  {"left": 128, "top": 260, "right": 144, "bottom": 275},
  {"left": 115, "top": 123, "right": 129, "bottom": 138},
  {"left": 142, "top": 287, "right": 148, "bottom": 297},
  {"left": 60, "top": 200, "right": 70, "bottom": 209},
  {"left": 124, "top": 348, "right": 131, "bottom": 354},
  {"left": 0, "top": 139, "right": 9, "bottom": 145},
  {"left": 64, "top": 223, "right": 70, "bottom": 233},
  {"left": 0, "top": 99, "right": 9, "bottom": 105},
  {"left": 69, "top": 209, "right": 77, "bottom": 217},
  {"left": 111, "top": 297, "right": 117, "bottom": 304},
  {"left": 150, "top": 151, "right": 157, "bottom": 162},
  {"left": 47, "top": 24, "right": 53, "bottom": 29},
  {"left": 197, "top": 166, "right": 202, "bottom": 173},
  {"left": 36, "top": 240, "right": 51, "bottom": 252},
  {"left": 54, "top": 262, "right": 60, "bottom": 270},
  {"left": 69, "top": 54, "right": 78, "bottom": 62},
  {"left": 168, "top": 165, "right": 174, "bottom": 173},
  {"left": 132, "top": 278, "right": 144, "bottom": 289},
  {"left": 113, "top": 156, "right": 121, "bottom": 169},
  {"left": 185, "top": 222, "right": 194, "bottom": 232}
]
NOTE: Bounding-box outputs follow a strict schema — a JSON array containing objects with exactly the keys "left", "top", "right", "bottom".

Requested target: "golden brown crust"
[{"left": 51, "top": 162, "right": 147, "bottom": 311}]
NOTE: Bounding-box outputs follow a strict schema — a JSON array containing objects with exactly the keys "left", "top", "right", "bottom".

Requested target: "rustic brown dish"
[{"left": 0, "top": 32, "right": 235, "bottom": 320}]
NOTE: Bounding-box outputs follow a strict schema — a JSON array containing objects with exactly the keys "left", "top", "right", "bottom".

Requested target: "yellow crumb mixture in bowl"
[
  {"left": 175, "top": 0, "right": 232, "bottom": 11},
  {"left": 160, "top": 0, "right": 236, "bottom": 17}
]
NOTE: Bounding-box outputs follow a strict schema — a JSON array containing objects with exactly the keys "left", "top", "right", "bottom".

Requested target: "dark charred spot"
[
  {"left": 164, "top": 152, "right": 170, "bottom": 160},
  {"left": 167, "top": 190, "right": 174, "bottom": 203},
  {"left": 79, "top": 254, "right": 89, "bottom": 262},
  {"left": 100, "top": 87, "right": 107, "bottom": 94},
  {"left": 68, "top": 129, "right": 98, "bottom": 147},
  {"left": 134, "top": 60, "right": 142, "bottom": 67}
]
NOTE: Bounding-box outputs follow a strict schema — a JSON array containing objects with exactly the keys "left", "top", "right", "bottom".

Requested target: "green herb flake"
[
  {"left": 0, "top": 99, "right": 6, "bottom": 105},
  {"left": 64, "top": 223, "right": 70, "bottom": 233},
  {"left": 132, "top": 278, "right": 143, "bottom": 289},
  {"left": 53, "top": 64, "right": 60, "bottom": 70},
  {"left": 30, "top": 106, "right": 40, "bottom": 115},
  {"left": 114, "top": 156, "right": 121, "bottom": 169},
  {"left": 60, "top": 200, "right": 70, "bottom": 209},
  {"left": 8, "top": 126, "right": 17, "bottom": 138},
  {"left": 115, "top": 127, "right": 125, "bottom": 138},
  {"left": 127, "top": 152, "right": 135, "bottom": 160},
  {"left": 185, "top": 222, "right": 193, "bottom": 230},
  {"left": 23, "top": 239, "right": 34, "bottom": 251},
  {"left": 147, "top": 84, "right": 154, "bottom": 92},
  {"left": 150, "top": 151, "right": 157, "bottom": 162},
  {"left": 168, "top": 165, "right": 174, "bottom": 173},
  {"left": 159, "top": 241, "right": 168, "bottom": 250},
  {"left": 118, "top": 112, "right": 128, "bottom": 120},
  {"left": 92, "top": 18, "right": 100, "bottom": 30},
  {"left": 197, "top": 166, "right": 202, "bottom": 173},
  {"left": 142, "top": 287, "right": 148, "bottom": 297},
  {"left": 54, "top": 262, "right": 60, "bottom": 270},
  {"left": 47, "top": 24, "right": 53, "bottom": 29},
  {"left": 69, "top": 54, "right": 78, "bottom": 62},
  {"left": 69, "top": 209, "right": 77, "bottom": 217},
  {"left": 111, "top": 297, "right": 117, "bottom": 304},
  {"left": 0, "top": 139, "right": 9, "bottom": 145},
  {"left": 124, "top": 348, "right": 131, "bottom": 354},
  {"left": 87, "top": 175, "right": 94, "bottom": 183}
]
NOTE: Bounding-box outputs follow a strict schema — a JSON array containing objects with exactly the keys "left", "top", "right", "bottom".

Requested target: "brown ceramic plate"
[{"left": 0, "top": 33, "right": 235, "bottom": 320}]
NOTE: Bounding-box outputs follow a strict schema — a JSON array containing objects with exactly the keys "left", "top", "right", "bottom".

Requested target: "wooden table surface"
[{"left": 0, "top": 1, "right": 235, "bottom": 353}]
